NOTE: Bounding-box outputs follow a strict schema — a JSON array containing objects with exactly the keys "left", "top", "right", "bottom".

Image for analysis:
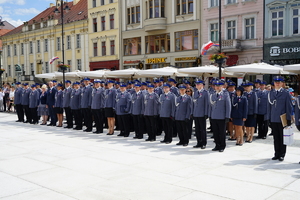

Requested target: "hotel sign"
[
  {"left": 146, "top": 57, "right": 167, "bottom": 64},
  {"left": 175, "top": 57, "right": 197, "bottom": 61}
]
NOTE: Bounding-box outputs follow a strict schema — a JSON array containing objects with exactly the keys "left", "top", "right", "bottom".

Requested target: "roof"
[
  {"left": 2, "top": 0, "right": 87, "bottom": 37},
  {"left": 2, "top": 21, "right": 15, "bottom": 30}
]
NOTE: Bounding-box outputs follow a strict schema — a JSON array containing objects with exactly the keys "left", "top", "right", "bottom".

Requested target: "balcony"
[
  {"left": 144, "top": 18, "right": 167, "bottom": 32},
  {"left": 221, "top": 39, "right": 242, "bottom": 52}
]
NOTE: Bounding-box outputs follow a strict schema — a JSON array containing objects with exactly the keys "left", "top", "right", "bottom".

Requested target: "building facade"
[
  {"left": 201, "top": 0, "right": 264, "bottom": 67},
  {"left": 88, "top": 0, "right": 120, "bottom": 71},
  {"left": 1, "top": 0, "right": 89, "bottom": 83},
  {"left": 0, "top": 21, "right": 15, "bottom": 71},
  {"left": 120, "top": 0, "right": 201, "bottom": 71}
]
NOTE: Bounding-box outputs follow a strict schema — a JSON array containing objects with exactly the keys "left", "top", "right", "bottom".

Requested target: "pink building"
[{"left": 201, "top": 0, "right": 264, "bottom": 67}]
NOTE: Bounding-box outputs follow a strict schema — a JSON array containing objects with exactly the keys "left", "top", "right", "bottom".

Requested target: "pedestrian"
[
  {"left": 8, "top": 86, "right": 15, "bottom": 112},
  {"left": 104, "top": 80, "right": 117, "bottom": 135},
  {"left": 46, "top": 81, "right": 57, "bottom": 126},
  {"left": 268, "top": 76, "right": 292, "bottom": 162},
  {"left": 91, "top": 80, "right": 105, "bottom": 134},
  {"left": 131, "top": 83, "right": 145, "bottom": 139},
  {"left": 63, "top": 80, "right": 73, "bottom": 129},
  {"left": 38, "top": 84, "right": 49, "bottom": 125},
  {"left": 21, "top": 83, "right": 32, "bottom": 123},
  {"left": 81, "top": 77, "right": 93, "bottom": 132},
  {"left": 14, "top": 82, "right": 24, "bottom": 122},
  {"left": 54, "top": 83, "right": 64, "bottom": 127},
  {"left": 256, "top": 81, "right": 269, "bottom": 139},
  {"left": 227, "top": 81, "right": 236, "bottom": 140},
  {"left": 29, "top": 84, "right": 40, "bottom": 124},
  {"left": 70, "top": 82, "right": 82, "bottom": 130}
]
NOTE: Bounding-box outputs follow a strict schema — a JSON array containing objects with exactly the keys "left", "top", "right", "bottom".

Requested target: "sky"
[{"left": 0, "top": 0, "right": 54, "bottom": 28}]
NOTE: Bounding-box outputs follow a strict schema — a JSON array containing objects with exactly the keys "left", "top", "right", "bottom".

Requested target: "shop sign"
[
  {"left": 270, "top": 46, "right": 300, "bottom": 57},
  {"left": 124, "top": 60, "right": 140, "bottom": 64},
  {"left": 146, "top": 57, "right": 167, "bottom": 64},
  {"left": 175, "top": 57, "right": 197, "bottom": 61}
]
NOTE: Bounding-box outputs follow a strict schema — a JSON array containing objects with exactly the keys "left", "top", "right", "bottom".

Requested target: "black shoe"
[
  {"left": 228, "top": 138, "right": 236, "bottom": 141},
  {"left": 117, "top": 134, "right": 124, "bottom": 136},
  {"left": 219, "top": 149, "right": 224, "bottom": 152},
  {"left": 160, "top": 140, "right": 166, "bottom": 143},
  {"left": 64, "top": 126, "right": 72, "bottom": 129},
  {"left": 133, "top": 136, "right": 139, "bottom": 139},
  {"left": 212, "top": 148, "right": 219, "bottom": 151},
  {"left": 183, "top": 144, "right": 188, "bottom": 147},
  {"left": 145, "top": 139, "right": 151, "bottom": 141},
  {"left": 268, "top": 133, "right": 273, "bottom": 136},
  {"left": 256, "top": 136, "right": 262, "bottom": 139},
  {"left": 16, "top": 120, "right": 21, "bottom": 122},
  {"left": 107, "top": 132, "right": 114, "bottom": 135},
  {"left": 210, "top": 136, "right": 214, "bottom": 138},
  {"left": 279, "top": 157, "right": 284, "bottom": 161},
  {"left": 137, "top": 137, "right": 143, "bottom": 139},
  {"left": 150, "top": 139, "right": 156, "bottom": 142},
  {"left": 124, "top": 135, "right": 129, "bottom": 137},
  {"left": 83, "top": 129, "right": 92, "bottom": 132},
  {"left": 193, "top": 145, "right": 202, "bottom": 148},
  {"left": 201, "top": 146, "right": 206, "bottom": 149},
  {"left": 165, "top": 141, "right": 171, "bottom": 144},
  {"left": 272, "top": 157, "right": 279, "bottom": 160},
  {"left": 75, "top": 127, "right": 82, "bottom": 130},
  {"left": 93, "top": 131, "right": 101, "bottom": 134},
  {"left": 47, "top": 123, "right": 53, "bottom": 126},
  {"left": 245, "top": 140, "right": 252, "bottom": 143},
  {"left": 23, "top": 121, "right": 29, "bottom": 123},
  {"left": 176, "top": 143, "right": 183, "bottom": 145}
]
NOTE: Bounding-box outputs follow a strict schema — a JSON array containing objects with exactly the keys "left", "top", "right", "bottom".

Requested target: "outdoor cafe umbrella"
[
  {"left": 134, "top": 66, "right": 196, "bottom": 78},
  {"left": 283, "top": 64, "right": 300, "bottom": 73},
  {"left": 35, "top": 72, "right": 60, "bottom": 79},
  {"left": 105, "top": 68, "right": 140, "bottom": 78},
  {"left": 77, "top": 69, "right": 109, "bottom": 79},
  {"left": 224, "top": 63, "right": 293, "bottom": 75}
]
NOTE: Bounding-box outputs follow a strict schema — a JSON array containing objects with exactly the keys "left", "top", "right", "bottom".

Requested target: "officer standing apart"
[
  {"left": 192, "top": 79, "right": 209, "bottom": 149},
  {"left": 91, "top": 80, "right": 105, "bottom": 134},
  {"left": 209, "top": 80, "right": 231, "bottom": 152},
  {"left": 175, "top": 84, "right": 192, "bottom": 146},
  {"left": 131, "top": 83, "right": 145, "bottom": 139},
  {"left": 63, "top": 80, "right": 73, "bottom": 129},
  {"left": 81, "top": 77, "right": 93, "bottom": 132},
  {"left": 159, "top": 83, "right": 176, "bottom": 144},
  {"left": 268, "top": 76, "right": 292, "bottom": 162},
  {"left": 14, "top": 82, "right": 24, "bottom": 122}
]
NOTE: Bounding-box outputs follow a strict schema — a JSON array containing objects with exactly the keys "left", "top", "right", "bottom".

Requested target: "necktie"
[
  {"left": 217, "top": 93, "right": 219, "bottom": 98},
  {"left": 276, "top": 90, "right": 278, "bottom": 95}
]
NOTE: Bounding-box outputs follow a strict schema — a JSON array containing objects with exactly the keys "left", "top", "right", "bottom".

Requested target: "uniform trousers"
[
  {"left": 92, "top": 109, "right": 103, "bottom": 133},
  {"left": 161, "top": 117, "right": 173, "bottom": 142},
  {"left": 176, "top": 120, "right": 189, "bottom": 144},
  {"left": 132, "top": 114, "right": 144, "bottom": 138},
  {"left": 82, "top": 108, "right": 92, "bottom": 130},
  {"left": 145, "top": 115, "right": 157, "bottom": 140},
  {"left": 194, "top": 117, "right": 207, "bottom": 146},
  {"left": 172, "top": 120, "right": 177, "bottom": 137},
  {"left": 271, "top": 122, "right": 286, "bottom": 158},
  {"left": 48, "top": 105, "right": 57, "bottom": 125},
  {"left": 117, "top": 114, "right": 130, "bottom": 136},
  {"left": 30, "top": 107, "right": 38, "bottom": 123},
  {"left": 64, "top": 107, "right": 73, "bottom": 127},
  {"left": 16, "top": 104, "right": 24, "bottom": 121},
  {"left": 211, "top": 119, "right": 226, "bottom": 150},
  {"left": 187, "top": 118, "right": 193, "bottom": 139},
  {"left": 22, "top": 105, "right": 32, "bottom": 122},
  {"left": 101, "top": 108, "right": 108, "bottom": 128},
  {"left": 157, "top": 117, "right": 163, "bottom": 135},
  {"left": 257, "top": 114, "right": 268, "bottom": 138},
  {"left": 72, "top": 109, "right": 82, "bottom": 129}
]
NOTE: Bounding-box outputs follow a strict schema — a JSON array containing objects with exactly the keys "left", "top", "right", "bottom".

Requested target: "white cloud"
[
  {"left": 0, "top": 6, "right": 23, "bottom": 27},
  {"left": 0, "top": 0, "right": 25, "bottom": 5},
  {"left": 15, "top": 8, "right": 40, "bottom": 15}
]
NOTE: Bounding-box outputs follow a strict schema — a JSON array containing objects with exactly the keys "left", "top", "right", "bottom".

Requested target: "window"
[
  {"left": 93, "top": 18, "right": 97, "bottom": 32},
  {"left": 293, "top": 8, "right": 300, "bottom": 34},
  {"left": 271, "top": 11, "right": 284, "bottom": 36},
  {"left": 45, "top": 39, "right": 48, "bottom": 52},
  {"left": 227, "top": 0, "right": 236, "bottom": 4},
  {"left": 136, "top": 6, "right": 140, "bottom": 22},
  {"left": 77, "top": 59, "right": 81, "bottom": 70},
  {"left": 8, "top": 65, "right": 11, "bottom": 76},
  {"left": 101, "top": 0, "right": 104, "bottom": 6},
  {"left": 127, "top": 6, "right": 140, "bottom": 24},
  {"left": 131, "top": 7, "right": 136, "bottom": 23},
  {"left": 227, "top": 20, "right": 236, "bottom": 39},
  {"left": 93, "top": 42, "right": 98, "bottom": 57},
  {"left": 145, "top": 34, "right": 170, "bottom": 54},
  {"left": 110, "top": 40, "right": 115, "bottom": 55},
  {"left": 37, "top": 40, "right": 40, "bottom": 53},
  {"left": 110, "top": 14, "right": 114, "bottom": 29},
  {"left": 45, "top": 62, "right": 49, "bottom": 73},
  {"left": 21, "top": 43, "right": 24, "bottom": 55},
  {"left": 29, "top": 41, "right": 33, "bottom": 54},
  {"left": 30, "top": 63, "right": 34, "bottom": 72},
  {"left": 102, "top": 41, "right": 106, "bottom": 56},
  {"left": 124, "top": 37, "right": 141, "bottom": 56},
  {"left": 210, "top": 23, "right": 219, "bottom": 41},
  {"left": 109, "top": 0, "right": 113, "bottom": 3},
  {"left": 245, "top": 18, "right": 255, "bottom": 39},
  {"left": 175, "top": 30, "right": 198, "bottom": 51},
  {"left": 14, "top": 44, "right": 17, "bottom": 56},
  {"left": 57, "top": 37, "right": 61, "bottom": 50},
  {"left": 93, "top": 0, "right": 96, "bottom": 7},
  {"left": 76, "top": 34, "right": 81, "bottom": 48},
  {"left": 67, "top": 60, "right": 71, "bottom": 72},
  {"left": 101, "top": 16, "right": 105, "bottom": 31},
  {"left": 67, "top": 35, "right": 71, "bottom": 49},
  {"left": 127, "top": 8, "right": 130, "bottom": 24},
  {"left": 7, "top": 45, "right": 10, "bottom": 56},
  {"left": 21, "top": 64, "right": 24, "bottom": 72},
  {"left": 178, "top": 0, "right": 194, "bottom": 15},
  {"left": 148, "top": 0, "right": 165, "bottom": 18},
  {"left": 210, "top": 0, "right": 219, "bottom": 7}
]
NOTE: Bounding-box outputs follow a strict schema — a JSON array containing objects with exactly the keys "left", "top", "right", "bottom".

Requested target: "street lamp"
[
  {"left": 54, "top": 1, "right": 70, "bottom": 88},
  {"left": 0, "top": 16, "right": 5, "bottom": 88},
  {"left": 218, "top": 0, "right": 222, "bottom": 79}
]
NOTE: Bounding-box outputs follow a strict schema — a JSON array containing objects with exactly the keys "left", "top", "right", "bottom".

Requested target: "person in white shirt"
[{"left": 8, "top": 86, "right": 15, "bottom": 112}]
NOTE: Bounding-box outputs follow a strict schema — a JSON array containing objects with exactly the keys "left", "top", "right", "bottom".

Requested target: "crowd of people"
[
  {"left": 0, "top": 83, "right": 16, "bottom": 113},
  {"left": 3, "top": 76, "right": 297, "bottom": 162}
]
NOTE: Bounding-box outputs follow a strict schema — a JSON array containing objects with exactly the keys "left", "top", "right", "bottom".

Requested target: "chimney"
[
  {"left": 50, "top": 3, "right": 54, "bottom": 7},
  {"left": 73, "top": 0, "right": 80, "bottom": 5}
]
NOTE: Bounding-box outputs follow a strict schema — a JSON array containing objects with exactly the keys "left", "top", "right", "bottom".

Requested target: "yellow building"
[
  {"left": 1, "top": 0, "right": 89, "bottom": 83},
  {"left": 88, "top": 0, "right": 120, "bottom": 71}
]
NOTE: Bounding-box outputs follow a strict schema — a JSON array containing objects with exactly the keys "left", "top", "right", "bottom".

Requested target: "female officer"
[
  {"left": 54, "top": 83, "right": 64, "bottom": 127},
  {"left": 70, "top": 82, "right": 82, "bottom": 130},
  {"left": 231, "top": 86, "right": 248, "bottom": 146},
  {"left": 104, "top": 80, "right": 117, "bottom": 135}
]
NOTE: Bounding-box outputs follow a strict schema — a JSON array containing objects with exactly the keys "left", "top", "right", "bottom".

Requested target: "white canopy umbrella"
[
  {"left": 105, "top": 68, "right": 140, "bottom": 78},
  {"left": 283, "top": 64, "right": 300, "bottom": 73},
  {"left": 178, "top": 65, "right": 220, "bottom": 76},
  {"left": 134, "top": 66, "right": 196, "bottom": 78},
  {"left": 224, "top": 63, "right": 293, "bottom": 75},
  {"left": 35, "top": 72, "right": 61, "bottom": 79},
  {"left": 54, "top": 70, "right": 82, "bottom": 78},
  {"left": 77, "top": 69, "right": 109, "bottom": 79}
]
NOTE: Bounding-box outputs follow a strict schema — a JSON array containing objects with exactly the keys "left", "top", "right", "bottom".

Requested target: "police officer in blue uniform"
[
  {"left": 254, "top": 79, "right": 261, "bottom": 93},
  {"left": 227, "top": 81, "right": 236, "bottom": 140},
  {"left": 175, "top": 84, "right": 192, "bottom": 146},
  {"left": 21, "top": 83, "right": 32, "bottom": 123},
  {"left": 144, "top": 83, "right": 160, "bottom": 141},
  {"left": 115, "top": 83, "right": 132, "bottom": 137},
  {"left": 104, "top": 80, "right": 117, "bottom": 135},
  {"left": 209, "top": 80, "right": 231, "bottom": 152},
  {"left": 29, "top": 84, "right": 40, "bottom": 124},
  {"left": 131, "top": 83, "right": 145, "bottom": 139},
  {"left": 159, "top": 83, "right": 176, "bottom": 144},
  {"left": 231, "top": 86, "right": 248, "bottom": 145},
  {"left": 54, "top": 83, "right": 64, "bottom": 127},
  {"left": 268, "top": 76, "right": 292, "bottom": 161},
  {"left": 91, "top": 80, "right": 105, "bottom": 134},
  {"left": 71, "top": 82, "right": 82, "bottom": 130},
  {"left": 192, "top": 79, "right": 209, "bottom": 149},
  {"left": 81, "top": 77, "right": 93, "bottom": 132},
  {"left": 154, "top": 78, "right": 163, "bottom": 135},
  {"left": 256, "top": 80, "right": 269, "bottom": 139},
  {"left": 14, "top": 82, "right": 24, "bottom": 122},
  {"left": 63, "top": 80, "right": 73, "bottom": 128},
  {"left": 168, "top": 78, "right": 179, "bottom": 97},
  {"left": 46, "top": 81, "right": 57, "bottom": 126}
]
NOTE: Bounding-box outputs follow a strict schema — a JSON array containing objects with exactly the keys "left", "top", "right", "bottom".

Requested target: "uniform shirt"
[
  {"left": 243, "top": 91, "right": 258, "bottom": 115},
  {"left": 231, "top": 95, "right": 248, "bottom": 119},
  {"left": 40, "top": 92, "right": 47, "bottom": 105},
  {"left": 131, "top": 90, "right": 145, "bottom": 115},
  {"left": 81, "top": 85, "right": 93, "bottom": 108},
  {"left": 175, "top": 94, "right": 192, "bottom": 121},
  {"left": 154, "top": 87, "right": 163, "bottom": 96},
  {"left": 208, "top": 91, "right": 231, "bottom": 120},
  {"left": 159, "top": 92, "right": 176, "bottom": 118},
  {"left": 46, "top": 87, "right": 57, "bottom": 106},
  {"left": 91, "top": 87, "right": 105, "bottom": 110},
  {"left": 29, "top": 90, "right": 39, "bottom": 108},
  {"left": 70, "top": 88, "right": 82, "bottom": 110},
  {"left": 144, "top": 92, "right": 159, "bottom": 116},
  {"left": 14, "top": 87, "right": 23, "bottom": 105},
  {"left": 268, "top": 88, "right": 292, "bottom": 123},
  {"left": 170, "top": 86, "right": 179, "bottom": 96},
  {"left": 257, "top": 89, "right": 269, "bottom": 117},
  {"left": 21, "top": 88, "right": 31, "bottom": 106},
  {"left": 54, "top": 90, "right": 63, "bottom": 108},
  {"left": 115, "top": 91, "right": 132, "bottom": 115},
  {"left": 294, "top": 95, "right": 300, "bottom": 126},
  {"left": 192, "top": 88, "right": 209, "bottom": 118},
  {"left": 104, "top": 87, "right": 117, "bottom": 108},
  {"left": 63, "top": 87, "right": 72, "bottom": 108}
]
